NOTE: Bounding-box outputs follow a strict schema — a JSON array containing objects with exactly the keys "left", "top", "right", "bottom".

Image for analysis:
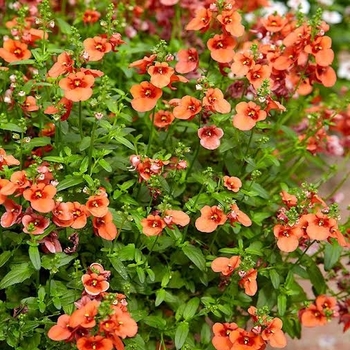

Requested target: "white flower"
[
  {"left": 261, "top": 1, "right": 288, "bottom": 16},
  {"left": 322, "top": 10, "right": 342, "bottom": 24},
  {"left": 287, "top": 0, "right": 310, "bottom": 14}
]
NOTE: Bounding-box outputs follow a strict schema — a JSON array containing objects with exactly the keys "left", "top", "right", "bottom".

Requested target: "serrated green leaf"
[
  {"left": 324, "top": 241, "right": 342, "bottom": 271},
  {"left": 175, "top": 322, "right": 189, "bottom": 349},
  {"left": 0, "top": 263, "right": 34, "bottom": 289},
  {"left": 183, "top": 297, "right": 200, "bottom": 320},
  {"left": 182, "top": 243, "right": 206, "bottom": 271}
]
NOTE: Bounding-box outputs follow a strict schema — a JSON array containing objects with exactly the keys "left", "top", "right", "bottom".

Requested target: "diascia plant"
[{"left": 0, "top": 0, "right": 349, "bottom": 349}]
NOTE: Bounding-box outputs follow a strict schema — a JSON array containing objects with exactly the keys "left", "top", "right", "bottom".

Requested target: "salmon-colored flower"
[
  {"left": 212, "top": 322, "right": 238, "bottom": 350},
  {"left": 148, "top": 62, "right": 175, "bottom": 88},
  {"left": 274, "top": 224, "right": 304, "bottom": 252},
  {"left": 0, "top": 148, "right": 20, "bottom": 170},
  {"left": 261, "top": 14, "right": 288, "bottom": 33},
  {"left": 0, "top": 170, "right": 30, "bottom": 196},
  {"left": 86, "top": 194, "right": 109, "bottom": 218},
  {"left": 48, "top": 314, "right": 73, "bottom": 341},
  {"left": 52, "top": 202, "right": 74, "bottom": 227},
  {"left": 92, "top": 211, "right": 118, "bottom": 240},
  {"left": 129, "top": 54, "right": 157, "bottom": 74},
  {"left": 83, "top": 36, "right": 112, "bottom": 61},
  {"left": 77, "top": 336, "right": 113, "bottom": 350},
  {"left": 59, "top": 71, "right": 94, "bottom": 102},
  {"left": 83, "top": 9, "right": 101, "bottom": 24},
  {"left": 195, "top": 205, "right": 227, "bottom": 233},
  {"left": 223, "top": 176, "right": 242, "bottom": 192},
  {"left": 261, "top": 318, "right": 287, "bottom": 348},
  {"left": 71, "top": 202, "right": 89, "bottom": 229},
  {"left": 173, "top": 95, "right": 202, "bottom": 120},
  {"left": 23, "top": 183, "right": 56, "bottom": 213},
  {"left": 232, "top": 101, "right": 267, "bottom": 131},
  {"left": 227, "top": 204, "right": 252, "bottom": 227},
  {"left": 1, "top": 199, "right": 22, "bottom": 228},
  {"left": 229, "top": 328, "right": 265, "bottom": 350},
  {"left": 152, "top": 110, "right": 175, "bottom": 129},
  {"left": 300, "top": 304, "right": 328, "bottom": 327},
  {"left": 246, "top": 64, "right": 271, "bottom": 90},
  {"left": 217, "top": 9, "right": 244, "bottom": 37},
  {"left": 163, "top": 209, "right": 190, "bottom": 227},
  {"left": 207, "top": 34, "right": 236, "bottom": 63},
  {"left": 280, "top": 191, "right": 297, "bottom": 207},
  {"left": 22, "top": 213, "right": 50, "bottom": 235},
  {"left": 198, "top": 125, "right": 224, "bottom": 150},
  {"left": 0, "top": 39, "right": 31, "bottom": 63},
  {"left": 130, "top": 82, "right": 162, "bottom": 112},
  {"left": 47, "top": 52, "right": 74, "bottom": 78},
  {"left": 304, "top": 36, "right": 334, "bottom": 67},
  {"left": 82, "top": 272, "right": 110, "bottom": 296},
  {"left": 110, "top": 307, "right": 138, "bottom": 339},
  {"left": 314, "top": 64, "right": 336, "bottom": 87},
  {"left": 21, "top": 96, "right": 39, "bottom": 113},
  {"left": 211, "top": 256, "right": 241, "bottom": 276},
  {"left": 175, "top": 48, "right": 199, "bottom": 74},
  {"left": 202, "top": 88, "right": 231, "bottom": 114},
  {"left": 239, "top": 269, "right": 258, "bottom": 296},
  {"left": 231, "top": 52, "right": 255, "bottom": 77},
  {"left": 70, "top": 300, "right": 100, "bottom": 329},
  {"left": 44, "top": 97, "right": 73, "bottom": 121},
  {"left": 185, "top": 8, "right": 212, "bottom": 32},
  {"left": 141, "top": 215, "right": 166, "bottom": 236},
  {"left": 302, "top": 211, "right": 337, "bottom": 241}
]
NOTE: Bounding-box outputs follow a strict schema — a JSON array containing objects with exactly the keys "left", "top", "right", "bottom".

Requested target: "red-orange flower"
[
  {"left": 130, "top": 82, "right": 162, "bottom": 112},
  {"left": 23, "top": 183, "right": 56, "bottom": 213},
  {"left": 202, "top": 88, "right": 231, "bottom": 114},
  {"left": 227, "top": 204, "right": 252, "bottom": 227},
  {"left": 44, "top": 97, "right": 73, "bottom": 121},
  {"left": 141, "top": 215, "right": 166, "bottom": 236},
  {"left": 261, "top": 318, "right": 287, "bottom": 348},
  {"left": 198, "top": 125, "right": 224, "bottom": 150},
  {"left": 0, "top": 148, "right": 20, "bottom": 169},
  {"left": 152, "top": 110, "right": 175, "bottom": 129},
  {"left": 300, "top": 304, "right": 328, "bottom": 327},
  {"left": 47, "top": 52, "right": 74, "bottom": 78},
  {"left": 148, "top": 62, "right": 175, "bottom": 88},
  {"left": 304, "top": 36, "right": 334, "bottom": 67},
  {"left": 246, "top": 64, "right": 271, "bottom": 90},
  {"left": 175, "top": 48, "right": 199, "bottom": 74},
  {"left": 223, "top": 176, "right": 242, "bottom": 192},
  {"left": 0, "top": 39, "right": 31, "bottom": 63},
  {"left": 86, "top": 194, "right": 109, "bottom": 217},
  {"left": 212, "top": 322, "right": 238, "bottom": 350},
  {"left": 22, "top": 213, "right": 50, "bottom": 235},
  {"left": 1, "top": 199, "right": 22, "bottom": 228},
  {"left": 185, "top": 8, "right": 212, "bottom": 32},
  {"left": 173, "top": 95, "right": 202, "bottom": 120},
  {"left": 129, "top": 54, "right": 157, "bottom": 74},
  {"left": 217, "top": 9, "right": 244, "bottom": 37},
  {"left": 163, "top": 209, "right": 190, "bottom": 227},
  {"left": 302, "top": 211, "right": 337, "bottom": 241},
  {"left": 211, "top": 256, "right": 241, "bottom": 276},
  {"left": 109, "top": 308, "right": 138, "bottom": 339},
  {"left": 231, "top": 52, "right": 255, "bottom": 77},
  {"left": 229, "top": 328, "right": 265, "bottom": 350},
  {"left": 77, "top": 336, "right": 113, "bottom": 350},
  {"left": 82, "top": 272, "right": 110, "bottom": 296},
  {"left": 83, "top": 36, "right": 112, "bottom": 61},
  {"left": 195, "top": 205, "right": 227, "bottom": 233},
  {"left": 232, "top": 101, "right": 267, "bottom": 131},
  {"left": 207, "top": 34, "right": 236, "bottom": 63},
  {"left": 48, "top": 314, "right": 73, "bottom": 341},
  {"left": 261, "top": 14, "right": 288, "bottom": 33},
  {"left": 70, "top": 300, "right": 100, "bottom": 329},
  {"left": 59, "top": 71, "right": 94, "bottom": 102},
  {"left": 83, "top": 9, "right": 101, "bottom": 24},
  {"left": 71, "top": 202, "right": 89, "bottom": 229},
  {"left": 239, "top": 269, "right": 258, "bottom": 296},
  {"left": 274, "top": 224, "right": 304, "bottom": 252},
  {"left": 92, "top": 211, "right": 118, "bottom": 240},
  {"left": 21, "top": 96, "right": 39, "bottom": 113},
  {"left": 52, "top": 202, "right": 74, "bottom": 228}
]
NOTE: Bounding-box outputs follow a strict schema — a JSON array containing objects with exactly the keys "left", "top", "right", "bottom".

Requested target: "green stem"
[
  {"left": 146, "top": 109, "right": 156, "bottom": 155},
  {"left": 78, "top": 101, "right": 83, "bottom": 138},
  {"left": 88, "top": 120, "right": 97, "bottom": 175},
  {"left": 292, "top": 240, "right": 316, "bottom": 266}
]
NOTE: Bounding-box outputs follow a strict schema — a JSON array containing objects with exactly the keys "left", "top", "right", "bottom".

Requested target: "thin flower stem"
[
  {"left": 293, "top": 240, "right": 317, "bottom": 266},
  {"left": 88, "top": 120, "right": 97, "bottom": 175},
  {"left": 146, "top": 109, "right": 156, "bottom": 155},
  {"left": 78, "top": 101, "right": 83, "bottom": 138},
  {"left": 147, "top": 235, "right": 159, "bottom": 258}
]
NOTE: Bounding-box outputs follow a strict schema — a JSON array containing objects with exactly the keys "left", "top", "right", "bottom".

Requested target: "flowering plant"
[{"left": 0, "top": 0, "right": 350, "bottom": 349}]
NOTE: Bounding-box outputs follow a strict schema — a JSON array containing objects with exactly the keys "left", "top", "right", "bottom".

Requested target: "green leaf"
[
  {"left": 57, "top": 176, "right": 84, "bottom": 191},
  {"left": 108, "top": 256, "right": 128, "bottom": 280},
  {"left": 29, "top": 245, "right": 41, "bottom": 270},
  {"left": 99, "top": 159, "right": 112, "bottom": 172},
  {"left": 200, "top": 323, "right": 211, "bottom": 344},
  {"left": 324, "top": 241, "right": 342, "bottom": 271},
  {"left": 277, "top": 294, "right": 287, "bottom": 316},
  {"left": 246, "top": 241, "right": 264, "bottom": 256},
  {"left": 0, "top": 251, "right": 12, "bottom": 268},
  {"left": 175, "top": 322, "right": 189, "bottom": 349},
  {"left": 0, "top": 263, "right": 34, "bottom": 289},
  {"left": 0, "top": 123, "right": 24, "bottom": 133},
  {"left": 114, "top": 135, "right": 135, "bottom": 150},
  {"left": 9, "top": 59, "right": 36, "bottom": 65},
  {"left": 56, "top": 18, "right": 72, "bottom": 34},
  {"left": 155, "top": 288, "right": 166, "bottom": 307},
  {"left": 269, "top": 269, "right": 280, "bottom": 289},
  {"left": 143, "top": 315, "right": 166, "bottom": 329},
  {"left": 183, "top": 297, "right": 200, "bottom": 321},
  {"left": 79, "top": 136, "right": 91, "bottom": 151},
  {"left": 23, "top": 137, "right": 51, "bottom": 150},
  {"left": 136, "top": 266, "right": 145, "bottom": 283},
  {"left": 307, "top": 262, "right": 326, "bottom": 295},
  {"left": 182, "top": 243, "right": 206, "bottom": 271}
]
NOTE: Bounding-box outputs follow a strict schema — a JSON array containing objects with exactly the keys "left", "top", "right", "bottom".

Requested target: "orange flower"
[
  {"left": 227, "top": 204, "right": 252, "bottom": 227},
  {"left": 173, "top": 95, "right": 202, "bottom": 120},
  {"left": 163, "top": 209, "right": 190, "bottom": 227},
  {"left": 195, "top": 205, "right": 227, "bottom": 233},
  {"left": 261, "top": 318, "right": 287, "bottom": 348},
  {"left": 232, "top": 101, "right": 267, "bottom": 131},
  {"left": 148, "top": 62, "right": 175, "bottom": 88},
  {"left": 316, "top": 295, "right": 337, "bottom": 314},
  {"left": 109, "top": 308, "right": 138, "bottom": 339},
  {"left": 175, "top": 48, "right": 199, "bottom": 74},
  {"left": 185, "top": 8, "right": 212, "bottom": 32},
  {"left": 0, "top": 170, "right": 30, "bottom": 196},
  {"left": 23, "top": 183, "right": 56, "bottom": 213},
  {"left": 261, "top": 14, "right": 288, "bottom": 33},
  {"left": 1, "top": 199, "right": 22, "bottom": 228},
  {"left": 212, "top": 322, "right": 238, "bottom": 350},
  {"left": 77, "top": 335, "right": 113, "bottom": 350},
  {"left": 304, "top": 36, "right": 334, "bottom": 67},
  {"left": 223, "top": 176, "right": 242, "bottom": 192},
  {"left": 21, "top": 96, "right": 39, "bottom": 113},
  {"left": 92, "top": 211, "right": 118, "bottom": 240},
  {"left": 48, "top": 314, "right": 73, "bottom": 341},
  {"left": 52, "top": 202, "right": 74, "bottom": 228},
  {"left": 198, "top": 125, "right": 224, "bottom": 150},
  {"left": 141, "top": 214, "right": 166, "bottom": 236},
  {"left": 211, "top": 256, "right": 241, "bottom": 276},
  {"left": 246, "top": 64, "right": 271, "bottom": 90},
  {"left": 202, "top": 88, "right": 231, "bottom": 114},
  {"left": 302, "top": 211, "right": 337, "bottom": 241},
  {"left": 0, "top": 39, "right": 31, "bottom": 63},
  {"left": 229, "top": 328, "right": 265, "bottom": 350},
  {"left": 300, "top": 304, "right": 328, "bottom": 327},
  {"left": 129, "top": 54, "right": 157, "bottom": 74},
  {"left": 231, "top": 52, "right": 255, "bottom": 77},
  {"left": 82, "top": 272, "right": 110, "bottom": 296},
  {"left": 22, "top": 213, "right": 50, "bottom": 235},
  {"left": 83, "top": 36, "right": 112, "bottom": 61},
  {"left": 71, "top": 202, "right": 89, "bottom": 229},
  {"left": 274, "top": 224, "right": 304, "bottom": 252},
  {"left": 130, "top": 82, "right": 162, "bottom": 112},
  {"left": 44, "top": 97, "right": 73, "bottom": 121},
  {"left": 152, "top": 110, "right": 175, "bottom": 129},
  {"left": 0, "top": 148, "right": 20, "bottom": 169},
  {"left": 280, "top": 191, "right": 297, "bottom": 207},
  {"left": 217, "top": 9, "right": 244, "bottom": 37},
  {"left": 86, "top": 194, "right": 109, "bottom": 217},
  {"left": 314, "top": 64, "right": 336, "bottom": 88},
  {"left": 69, "top": 300, "right": 100, "bottom": 329},
  {"left": 207, "top": 34, "right": 236, "bottom": 63},
  {"left": 59, "top": 71, "right": 94, "bottom": 102},
  {"left": 239, "top": 269, "right": 258, "bottom": 296},
  {"left": 83, "top": 9, "right": 101, "bottom": 24},
  {"left": 47, "top": 52, "right": 74, "bottom": 78}
]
